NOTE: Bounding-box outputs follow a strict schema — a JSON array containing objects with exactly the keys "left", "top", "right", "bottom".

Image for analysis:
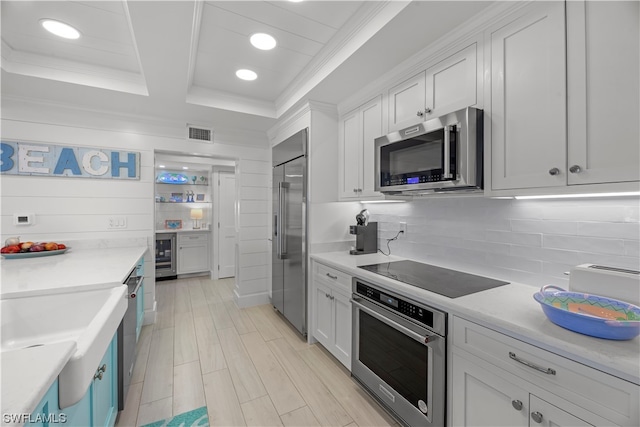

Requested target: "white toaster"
[{"left": 568, "top": 264, "right": 640, "bottom": 305}]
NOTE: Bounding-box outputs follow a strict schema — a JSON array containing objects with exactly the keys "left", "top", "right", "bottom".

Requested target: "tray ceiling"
[{"left": 1, "top": 1, "right": 493, "bottom": 133}]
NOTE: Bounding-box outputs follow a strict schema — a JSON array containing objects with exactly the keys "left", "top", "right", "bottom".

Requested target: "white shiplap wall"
[
  {"left": 1, "top": 98, "right": 273, "bottom": 316},
  {"left": 364, "top": 196, "right": 640, "bottom": 289}
]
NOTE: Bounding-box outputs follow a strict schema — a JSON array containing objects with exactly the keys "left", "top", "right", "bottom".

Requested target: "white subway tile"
[
  {"left": 486, "top": 230, "right": 542, "bottom": 246},
  {"left": 577, "top": 222, "right": 640, "bottom": 240},
  {"left": 511, "top": 219, "right": 577, "bottom": 235},
  {"left": 543, "top": 235, "right": 625, "bottom": 255}
]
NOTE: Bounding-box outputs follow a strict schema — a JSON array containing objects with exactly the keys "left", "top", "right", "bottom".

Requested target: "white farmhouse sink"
[{"left": 1, "top": 285, "right": 127, "bottom": 408}]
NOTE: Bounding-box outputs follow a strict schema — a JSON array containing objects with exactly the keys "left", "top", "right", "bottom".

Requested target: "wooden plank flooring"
[{"left": 115, "top": 277, "right": 398, "bottom": 427}]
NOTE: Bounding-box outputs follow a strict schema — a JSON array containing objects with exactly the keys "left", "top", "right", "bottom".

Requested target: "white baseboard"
[
  {"left": 143, "top": 300, "right": 157, "bottom": 325},
  {"left": 234, "top": 289, "right": 271, "bottom": 308}
]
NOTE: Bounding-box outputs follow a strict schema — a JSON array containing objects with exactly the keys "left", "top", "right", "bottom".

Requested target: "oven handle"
[{"left": 351, "top": 297, "right": 439, "bottom": 346}]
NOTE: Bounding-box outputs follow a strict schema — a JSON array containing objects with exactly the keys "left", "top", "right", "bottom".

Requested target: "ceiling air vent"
[{"left": 187, "top": 125, "right": 213, "bottom": 143}]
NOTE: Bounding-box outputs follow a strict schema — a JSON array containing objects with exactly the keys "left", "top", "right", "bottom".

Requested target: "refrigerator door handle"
[{"left": 279, "top": 182, "right": 290, "bottom": 259}]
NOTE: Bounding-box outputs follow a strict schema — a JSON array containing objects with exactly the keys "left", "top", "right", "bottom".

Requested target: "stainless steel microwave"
[{"left": 375, "top": 107, "right": 483, "bottom": 194}]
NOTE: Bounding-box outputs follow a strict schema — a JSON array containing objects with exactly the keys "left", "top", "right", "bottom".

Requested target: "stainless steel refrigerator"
[{"left": 272, "top": 129, "right": 308, "bottom": 336}]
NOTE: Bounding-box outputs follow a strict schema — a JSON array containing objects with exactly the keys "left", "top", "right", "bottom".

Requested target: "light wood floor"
[{"left": 115, "top": 277, "right": 398, "bottom": 427}]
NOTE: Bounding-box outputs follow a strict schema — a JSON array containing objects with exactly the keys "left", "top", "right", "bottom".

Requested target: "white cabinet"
[
  {"left": 486, "top": 0, "right": 639, "bottom": 194},
  {"left": 338, "top": 95, "right": 383, "bottom": 200},
  {"left": 451, "top": 317, "right": 639, "bottom": 427},
  {"left": 566, "top": 0, "right": 640, "bottom": 185},
  {"left": 486, "top": 1, "right": 567, "bottom": 191},
  {"left": 177, "top": 232, "right": 210, "bottom": 274},
  {"left": 388, "top": 43, "right": 479, "bottom": 132},
  {"left": 311, "top": 261, "right": 352, "bottom": 369}
]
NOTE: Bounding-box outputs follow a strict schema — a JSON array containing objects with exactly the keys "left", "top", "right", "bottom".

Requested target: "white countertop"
[
  {"left": 1, "top": 341, "right": 77, "bottom": 420},
  {"left": 0, "top": 246, "right": 147, "bottom": 299},
  {"left": 311, "top": 251, "right": 640, "bottom": 385}
]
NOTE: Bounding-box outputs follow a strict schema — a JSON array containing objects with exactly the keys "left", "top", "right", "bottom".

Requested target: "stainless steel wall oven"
[{"left": 351, "top": 278, "right": 447, "bottom": 427}]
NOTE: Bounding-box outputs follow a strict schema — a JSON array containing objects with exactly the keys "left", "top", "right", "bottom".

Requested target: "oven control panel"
[{"left": 356, "top": 282, "right": 435, "bottom": 328}]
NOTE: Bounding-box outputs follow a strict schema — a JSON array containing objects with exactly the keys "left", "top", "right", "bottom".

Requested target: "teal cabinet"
[
  {"left": 93, "top": 333, "right": 118, "bottom": 427},
  {"left": 26, "top": 379, "right": 63, "bottom": 426},
  {"left": 27, "top": 333, "right": 118, "bottom": 427}
]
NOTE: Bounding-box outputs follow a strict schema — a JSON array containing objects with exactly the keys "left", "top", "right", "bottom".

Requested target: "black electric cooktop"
[{"left": 358, "top": 260, "right": 509, "bottom": 298}]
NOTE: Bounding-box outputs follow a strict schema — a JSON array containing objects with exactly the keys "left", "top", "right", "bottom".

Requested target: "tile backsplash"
[{"left": 363, "top": 196, "right": 639, "bottom": 289}]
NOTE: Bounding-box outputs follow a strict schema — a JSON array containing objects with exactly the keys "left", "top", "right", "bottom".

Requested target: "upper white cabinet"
[
  {"left": 388, "top": 43, "right": 479, "bottom": 132},
  {"left": 487, "top": 1, "right": 567, "bottom": 191},
  {"left": 338, "top": 95, "right": 383, "bottom": 200},
  {"left": 486, "top": 0, "right": 639, "bottom": 194},
  {"left": 566, "top": 0, "right": 640, "bottom": 185}
]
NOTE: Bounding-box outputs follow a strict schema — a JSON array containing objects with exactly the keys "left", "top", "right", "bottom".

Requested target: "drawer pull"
[
  {"left": 509, "top": 352, "right": 556, "bottom": 375},
  {"left": 325, "top": 273, "right": 338, "bottom": 280}
]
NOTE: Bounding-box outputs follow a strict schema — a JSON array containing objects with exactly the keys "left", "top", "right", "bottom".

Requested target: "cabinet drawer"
[
  {"left": 314, "top": 263, "right": 351, "bottom": 293},
  {"left": 452, "top": 317, "right": 639, "bottom": 426},
  {"left": 178, "top": 233, "right": 208, "bottom": 245}
]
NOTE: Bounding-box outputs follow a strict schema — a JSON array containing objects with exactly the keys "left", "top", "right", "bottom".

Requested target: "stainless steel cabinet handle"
[
  {"left": 330, "top": 295, "right": 335, "bottom": 300},
  {"left": 416, "top": 110, "right": 424, "bottom": 117},
  {"left": 531, "top": 412, "right": 543, "bottom": 423},
  {"left": 424, "top": 107, "right": 432, "bottom": 114},
  {"left": 326, "top": 273, "right": 337, "bottom": 280},
  {"left": 509, "top": 352, "right": 556, "bottom": 375},
  {"left": 94, "top": 372, "right": 103, "bottom": 380},
  {"left": 325, "top": 293, "right": 330, "bottom": 298},
  {"left": 511, "top": 400, "right": 523, "bottom": 411},
  {"left": 569, "top": 165, "right": 582, "bottom": 174},
  {"left": 548, "top": 167, "right": 561, "bottom": 176},
  {"left": 94, "top": 364, "right": 107, "bottom": 381}
]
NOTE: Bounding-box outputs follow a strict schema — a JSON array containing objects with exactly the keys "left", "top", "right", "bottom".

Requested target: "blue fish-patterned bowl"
[{"left": 533, "top": 285, "right": 640, "bottom": 340}]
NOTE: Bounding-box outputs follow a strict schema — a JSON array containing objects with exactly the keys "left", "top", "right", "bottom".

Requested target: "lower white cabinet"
[
  {"left": 177, "top": 232, "right": 210, "bottom": 274},
  {"left": 451, "top": 317, "right": 639, "bottom": 427},
  {"left": 311, "top": 261, "right": 352, "bottom": 370}
]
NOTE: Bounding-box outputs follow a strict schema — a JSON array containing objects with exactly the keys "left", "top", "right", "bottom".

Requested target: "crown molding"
[
  {"left": 1, "top": 40, "right": 148, "bottom": 96},
  {"left": 274, "top": 1, "right": 411, "bottom": 118},
  {"left": 187, "top": 85, "right": 277, "bottom": 119}
]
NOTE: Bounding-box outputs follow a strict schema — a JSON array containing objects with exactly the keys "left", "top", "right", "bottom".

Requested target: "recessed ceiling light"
[
  {"left": 289, "top": 0, "right": 304, "bottom": 2},
  {"left": 158, "top": 164, "right": 166, "bottom": 168},
  {"left": 40, "top": 19, "right": 80, "bottom": 39},
  {"left": 250, "top": 33, "right": 276, "bottom": 50},
  {"left": 236, "top": 69, "right": 257, "bottom": 81},
  {"left": 182, "top": 166, "right": 189, "bottom": 170}
]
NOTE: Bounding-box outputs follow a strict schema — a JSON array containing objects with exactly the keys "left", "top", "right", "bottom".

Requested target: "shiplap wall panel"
[
  {"left": 2, "top": 104, "right": 273, "bottom": 314},
  {"left": 366, "top": 196, "right": 640, "bottom": 288}
]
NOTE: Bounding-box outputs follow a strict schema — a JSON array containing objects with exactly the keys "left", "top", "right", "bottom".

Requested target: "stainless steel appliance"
[
  {"left": 375, "top": 107, "right": 483, "bottom": 194},
  {"left": 272, "top": 129, "right": 308, "bottom": 336},
  {"left": 155, "top": 233, "right": 176, "bottom": 280},
  {"left": 352, "top": 260, "right": 508, "bottom": 426},
  {"left": 118, "top": 265, "right": 143, "bottom": 410},
  {"left": 351, "top": 278, "right": 447, "bottom": 427}
]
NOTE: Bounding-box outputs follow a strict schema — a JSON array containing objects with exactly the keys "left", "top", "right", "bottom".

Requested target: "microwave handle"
[{"left": 443, "top": 126, "right": 451, "bottom": 179}]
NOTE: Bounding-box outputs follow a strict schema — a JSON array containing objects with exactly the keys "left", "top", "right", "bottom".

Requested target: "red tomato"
[
  {"left": 6, "top": 245, "right": 21, "bottom": 253},
  {"left": 57, "top": 243, "right": 66, "bottom": 250}
]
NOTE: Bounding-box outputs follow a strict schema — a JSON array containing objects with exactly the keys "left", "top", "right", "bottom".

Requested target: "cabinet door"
[
  {"left": 566, "top": 0, "right": 640, "bottom": 185},
  {"left": 452, "top": 352, "right": 529, "bottom": 427},
  {"left": 488, "top": 1, "right": 567, "bottom": 190},
  {"left": 425, "top": 43, "right": 478, "bottom": 118},
  {"left": 360, "top": 95, "right": 383, "bottom": 198},
  {"left": 339, "top": 110, "right": 362, "bottom": 199},
  {"left": 388, "top": 71, "right": 426, "bottom": 131},
  {"left": 178, "top": 244, "right": 209, "bottom": 274},
  {"left": 93, "top": 334, "right": 118, "bottom": 427},
  {"left": 332, "top": 289, "right": 352, "bottom": 370},
  {"left": 313, "top": 281, "right": 333, "bottom": 348},
  {"left": 529, "top": 395, "right": 594, "bottom": 427},
  {"left": 64, "top": 390, "right": 91, "bottom": 427}
]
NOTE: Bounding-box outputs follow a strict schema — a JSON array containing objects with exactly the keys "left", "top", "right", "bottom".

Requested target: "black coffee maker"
[{"left": 349, "top": 209, "right": 378, "bottom": 255}]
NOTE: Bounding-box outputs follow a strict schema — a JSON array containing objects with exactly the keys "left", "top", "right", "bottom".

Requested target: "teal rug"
[{"left": 141, "top": 406, "right": 209, "bottom": 427}]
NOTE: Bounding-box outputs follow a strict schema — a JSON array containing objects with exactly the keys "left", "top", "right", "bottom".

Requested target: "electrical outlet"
[
  {"left": 108, "top": 216, "right": 127, "bottom": 229},
  {"left": 399, "top": 222, "right": 407, "bottom": 233}
]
